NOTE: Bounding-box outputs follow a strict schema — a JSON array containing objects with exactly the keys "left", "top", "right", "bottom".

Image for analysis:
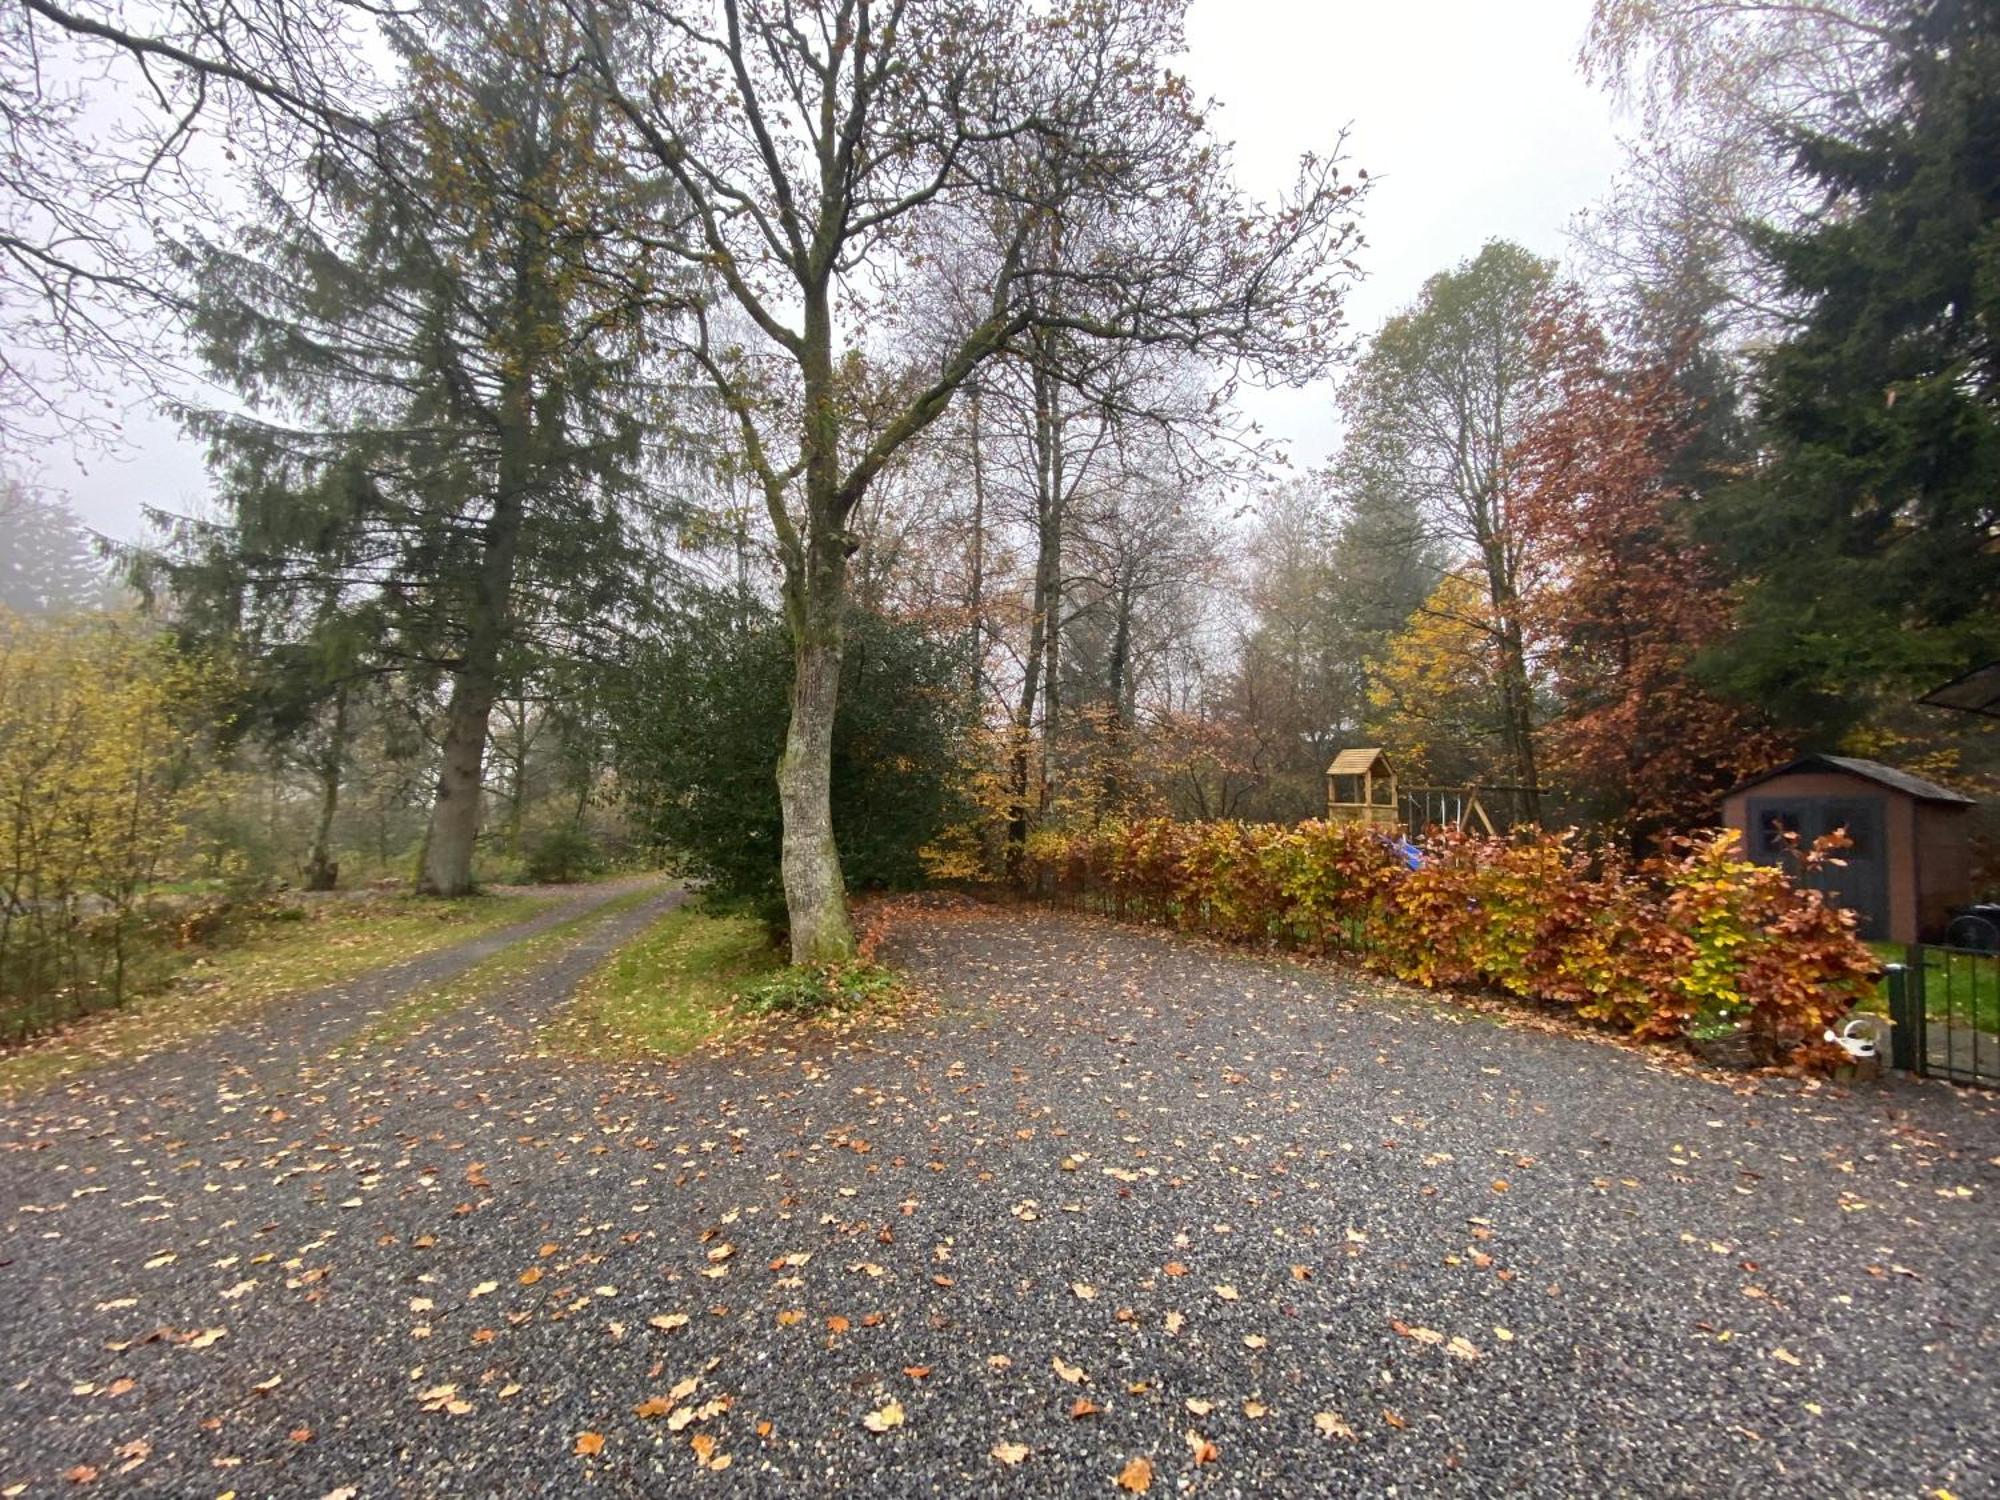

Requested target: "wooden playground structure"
[{"left": 1324, "top": 747, "right": 1499, "bottom": 836}]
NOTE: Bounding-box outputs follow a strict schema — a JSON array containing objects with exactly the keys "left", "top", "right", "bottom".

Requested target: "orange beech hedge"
[{"left": 1020, "top": 819, "right": 1879, "bottom": 1052}]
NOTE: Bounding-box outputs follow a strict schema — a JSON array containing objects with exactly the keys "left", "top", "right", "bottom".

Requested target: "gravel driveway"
[{"left": 1, "top": 898, "right": 1995, "bottom": 1498}]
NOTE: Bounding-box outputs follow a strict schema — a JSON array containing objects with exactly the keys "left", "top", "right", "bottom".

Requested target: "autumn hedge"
[{"left": 1020, "top": 819, "right": 1878, "bottom": 1055}]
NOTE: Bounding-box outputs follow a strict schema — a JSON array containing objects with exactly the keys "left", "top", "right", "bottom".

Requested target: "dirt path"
[{"left": 0, "top": 900, "right": 1995, "bottom": 1497}]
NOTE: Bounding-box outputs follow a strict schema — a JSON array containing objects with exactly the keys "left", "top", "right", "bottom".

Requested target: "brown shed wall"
[
  {"left": 1722, "top": 768, "right": 1975, "bottom": 945},
  {"left": 1721, "top": 770, "right": 1916, "bottom": 944}
]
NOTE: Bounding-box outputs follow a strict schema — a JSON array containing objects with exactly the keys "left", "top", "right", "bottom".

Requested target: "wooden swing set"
[{"left": 1324, "top": 747, "right": 1498, "bottom": 836}]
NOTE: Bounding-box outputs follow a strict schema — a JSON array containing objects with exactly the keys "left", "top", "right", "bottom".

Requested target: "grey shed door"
[{"left": 1745, "top": 795, "right": 1890, "bottom": 939}]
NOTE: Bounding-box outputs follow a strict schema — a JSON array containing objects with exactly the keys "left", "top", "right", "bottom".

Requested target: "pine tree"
[
  {"left": 176, "top": 0, "right": 675, "bottom": 895},
  {"left": 1703, "top": 0, "right": 2000, "bottom": 733}
]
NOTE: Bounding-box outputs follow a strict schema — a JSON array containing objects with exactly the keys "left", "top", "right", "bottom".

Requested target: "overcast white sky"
[{"left": 30, "top": 0, "right": 1625, "bottom": 543}]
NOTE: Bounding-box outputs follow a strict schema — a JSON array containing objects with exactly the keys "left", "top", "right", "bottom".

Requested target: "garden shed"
[{"left": 1721, "top": 754, "right": 1976, "bottom": 944}]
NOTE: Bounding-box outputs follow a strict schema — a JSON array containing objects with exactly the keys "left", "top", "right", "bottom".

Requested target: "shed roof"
[
  {"left": 1919, "top": 661, "right": 2000, "bottom": 719},
  {"left": 1326, "top": 747, "right": 1391, "bottom": 777},
  {"left": 1728, "top": 754, "right": 1975, "bottom": 806}
]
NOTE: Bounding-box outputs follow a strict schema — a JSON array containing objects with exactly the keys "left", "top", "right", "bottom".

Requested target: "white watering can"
[{"left": 1823, "top": 1015, "right": 1891, "bottom": 1060}]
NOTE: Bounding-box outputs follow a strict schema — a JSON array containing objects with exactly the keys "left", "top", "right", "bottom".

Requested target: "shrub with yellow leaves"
[{"left": 0, "top": 608, "right": 232, "bottom": 1037}]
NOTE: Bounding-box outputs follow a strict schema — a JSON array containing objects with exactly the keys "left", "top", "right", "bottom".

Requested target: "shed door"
[{"left": 1745, "top": 795, "right": 1889, "bottom": 939}]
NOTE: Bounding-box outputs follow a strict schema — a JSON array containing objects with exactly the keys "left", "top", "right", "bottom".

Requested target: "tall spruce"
[
  {"left": 1702, "top": 0, "right": 2000, "bottom": 733},
  {"left": 177, "top": 0, "right": 669, "bottom": 895}
]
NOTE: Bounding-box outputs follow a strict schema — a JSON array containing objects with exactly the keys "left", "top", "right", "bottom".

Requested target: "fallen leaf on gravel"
[
  {"left": 252, "top": 1376, "right": 282, "bottom": 1393},
  {"left": 1314, "top": 1411, "right": 1355, "bottom": 1440},
  {"left": 1163, "top": 1262, "right": 1188, "bottom": 1277},
  {"left": 1243, "top": 1399, "right": 1268, "bottom": 1418},
  {"left": 1069, "top": 1397, "right": 1101, "bottom": 1419},
  {"left": 469, "top": 1282, "right": 497, "bottom": 1299},
  {"left": 650, "top": 1313, "right": 690, "bottom": 1332},
  {"left": 862, "top": 1400, "right": 905, "bottom": 1433},
  {"left": 777, "top": 1310, "right": 804, "bottom": 1327},
  {"left": 321, "top": 1489, "right": 358, "bottom": 1500},
  {"left": 1447, "top": 1336, "right": 1481, "bottom": 1362},
  {"left": 1383, "top": 1409, "right": 1408, "bottom": 1430},
  {"left": 1493, "top": 1327, "right": 1514, "bottom": 1342},
  {"left": 1243, "top": 1334, "right": 1268, "bottom": 1349},
  {"left": 1772, "top": 1348, "right": 1802, "bottom": 1367},
  {"left": 1072, "top": 1283, "right": 1097, "bottom": 1300},
  {"left": 1164, "top": 1311, "right": 1185, "bottom": 1335},
  {"left": 992, "top": 1442, "right": 1030, "bottom": 1466},
  {"left": 635, "top": 1396, "right": 674, "bottom": 1419},
  {"left": 518, "top": 1268, "right": 543, "bottom": 1286},
  {"left": 1187, "top": 1432, "right": 1220, "bottom": 1464},
  {"left": 573, "top": 1433, "right": 603, "bottom": 1457},
  {"left": 1051, "top": 1356, "right": 1086, "bottom": 1385},
  {"left": 902, "top": 1365, "right": 932, "bottom": 1380},
  {"left": 185, "top": 1328, "right": 227, "bottom": 1350},
  {"left": 1185, "top": 1397, "right": 1214, "bottom": 1416},
  {"left": 1115, "top": 1456, "right": 1153, "bottom": 1492},
  {"left": 1213, "top": 1285, "right": 1239, "bottom": 1301},
  {"left": 826, "top": 1315, "right": 850, "bottom": 1334},
  {"left": 64, "top": 1465, "right": 99, "bottom": 1484}
]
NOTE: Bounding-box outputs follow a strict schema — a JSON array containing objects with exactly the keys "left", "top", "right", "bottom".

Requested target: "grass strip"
[
  {"left": 538, "top": 900, "right": 782, "bottom": 1061},
  {"left": 348, "top": 881, "right": 671, "bottom": 1052}
]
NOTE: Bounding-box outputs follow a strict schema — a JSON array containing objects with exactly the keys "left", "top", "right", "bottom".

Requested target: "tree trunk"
[
  {"left": 966, "top": 383, "right": 986, "bottom": 708},
  {"left": 1005, "top": 347, "right": 1065, "bottom": 868},
  {"left": 1479, "top": 534, "right": 1541, "bottom": 828},
  {"left": 419, "top": 459, "right": 525, "bottom": 895},
  {"left": 420, "top": 655, "right": 501, "bottom": 896},
  {"left": 776, "top": 299, "right": 857, "bottom": 965},
  {"left": 303, "top": 681, "right": 349, "bottom": 892}
]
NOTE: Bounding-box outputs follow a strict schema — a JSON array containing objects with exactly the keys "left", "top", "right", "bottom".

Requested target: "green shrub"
[
  {"left": 739, "top": 961, "right": 906, "bottom": 1017},
  {"left": 610, "top": 596, "right": 975, "bottom": 901},
  {"left": 522, "top": 826, "right": 604, "bottom": 884}
]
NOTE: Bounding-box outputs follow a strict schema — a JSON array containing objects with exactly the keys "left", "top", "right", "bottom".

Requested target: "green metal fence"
[{"left": 1886, "top": 944, "right": 2000, "bottom": 1088}]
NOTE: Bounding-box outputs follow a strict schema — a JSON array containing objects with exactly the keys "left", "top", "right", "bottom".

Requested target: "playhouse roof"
[{"left": 1326, "top": 747, "right": 1391, "bottom": 777}]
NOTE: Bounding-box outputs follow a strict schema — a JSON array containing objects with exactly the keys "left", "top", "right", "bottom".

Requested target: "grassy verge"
[
  {"left": 539, "top": 899, "right": 783, "bottom": 1061},
  {"left": 347, "top": 881, "right": 670, "bottom": 1052},
  {"left": 0, "top": 889, "right": 554, "bottom": 1096}
]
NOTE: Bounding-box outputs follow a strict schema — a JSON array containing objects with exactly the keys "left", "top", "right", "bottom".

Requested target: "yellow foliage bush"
[{"left": 0, "top": 609, "right": 231, "bottom": 1036}]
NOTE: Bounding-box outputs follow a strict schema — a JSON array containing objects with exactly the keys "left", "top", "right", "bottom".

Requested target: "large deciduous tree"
[
  {"left": 574, "top": 0, "right": 1366, "bottom": 960},
  {"left": 1514, "top": 302, "right": 1788, "bottom": 839},
  {"left": 1339, "top": 241, "right": 1555, "bottom": 823}
]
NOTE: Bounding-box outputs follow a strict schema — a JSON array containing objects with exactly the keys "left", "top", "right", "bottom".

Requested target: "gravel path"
[{"left": 1, "top": 899, "right": 1996, "bottom": 1498}]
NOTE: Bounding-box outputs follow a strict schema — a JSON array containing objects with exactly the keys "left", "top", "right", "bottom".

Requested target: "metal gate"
[{"left": 1886, "top": 945, "right": 2000, "bottom": 1088}]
